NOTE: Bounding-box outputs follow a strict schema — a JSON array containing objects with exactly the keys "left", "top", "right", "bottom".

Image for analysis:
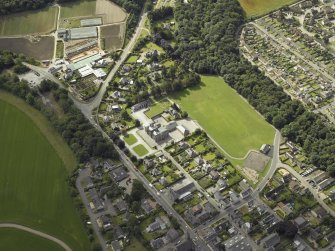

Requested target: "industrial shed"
[
  {"left": 81, "top": 18, "right": 102, "bottom": 27},
  {"left": 70, "top": 27, "right": 98, "bottom": 40}
]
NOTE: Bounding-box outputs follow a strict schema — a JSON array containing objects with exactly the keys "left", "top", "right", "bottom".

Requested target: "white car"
[{"left": 149, "top": 183, "right": 153, "bottom": 188}]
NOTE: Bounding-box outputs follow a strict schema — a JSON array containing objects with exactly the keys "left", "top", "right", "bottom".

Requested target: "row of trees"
[
  {"left": 112, "top": 0, "right": 151, "bottom": 39},
  {"left": 173, "top": 0, "right": 335, "bottom": 174},
  {"left": 0, "top": 0, "right": 77, "bottom": 15},
  {"left": 0, "top": 52, "right": 118, "bottom": 164}
]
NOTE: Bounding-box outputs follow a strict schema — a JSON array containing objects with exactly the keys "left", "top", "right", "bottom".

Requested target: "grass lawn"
[
  {"left": 124, "top": 134, "right": 138, "bottom": 145},
  {"left": 171, "top": 76, "right": 275, "bottom": 158},
  {"left": 141, "top": 42, "right": 164, "bottom": 53},
  {"left": 133, "top": 144, "right": 149, "bottom": 157},
  {"left": 238, "top": 0, "right": 298, "bottom": 17},
  {"left": 126, "top": 55, "right": 139, "bottom": 63},
  {"left": 0, "top": 6, "right": 58, "bottom": 36},
  {"left": 125, "top": 236, "right": 147, "bottom": 251},
  {"left": 145, "top": 99, "right": 171, "bottom": 118},
  {"left": 60, "top": 0, "right": 96, "bottom": 18},
  {"left": 0, "top": 228, "right": 64, "bottom": 251},
  {"left": 0, "top": 92, "right": 90, "bottom": 251}
]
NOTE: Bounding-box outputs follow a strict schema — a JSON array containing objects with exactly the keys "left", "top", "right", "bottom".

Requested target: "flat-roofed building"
[
  {"left": 70, "top": 27, "right": 98, "bottom": 40},
  {"left": 81, "top": 18, "right": 102, "bottom": 27}
]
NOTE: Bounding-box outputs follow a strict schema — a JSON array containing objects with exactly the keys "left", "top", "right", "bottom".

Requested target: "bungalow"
[{"left": 318, "top": 177, "right": 335, "bottom": 191}]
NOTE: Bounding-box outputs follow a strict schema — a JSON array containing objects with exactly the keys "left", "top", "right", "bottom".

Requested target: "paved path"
[{"left": 0, "top": 223, "right": 72, "bottom": 251}]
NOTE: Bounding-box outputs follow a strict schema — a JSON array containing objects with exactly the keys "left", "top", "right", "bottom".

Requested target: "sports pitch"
[
  {"left": 0, "top": 6, "right": 58, "bottom": 36},
  {"left": 0, "top": 228, "right": 64, "bottom": 251},
  {"left": 238, "top": 0, "right": 298, "bottom": 17},
  {"left": 0, "top": 94, "right": 90, "bottom": 251},
  {"left": 171, "top": 76, "right": 275, "bottom": 158}
]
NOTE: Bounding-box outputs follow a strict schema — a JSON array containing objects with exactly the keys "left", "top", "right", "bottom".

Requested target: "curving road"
[{"left": 0, "top": 223, "right": 72, "bottom": 251}]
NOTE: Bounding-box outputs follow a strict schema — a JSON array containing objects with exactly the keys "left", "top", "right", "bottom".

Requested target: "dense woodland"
[
  {"left": 0, "top": 51, "right": 118, "bottom": 164},
  {"left": 174, "top": 0, "right": 335, "bottom": 174}
]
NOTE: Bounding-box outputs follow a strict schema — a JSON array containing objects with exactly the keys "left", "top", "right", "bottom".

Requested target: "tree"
[{"left": 276, "top": 221, "right": 298, "bottom": 239}]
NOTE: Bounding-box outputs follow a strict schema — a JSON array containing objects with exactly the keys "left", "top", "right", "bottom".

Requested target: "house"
[
  {"left": 110, "top": 167, "right": 129, "bottom": 182},
  {"left": 328, "top": 191, "right": 335, "bottom": 202},
  {"left": 240, "top": 188, "right": 252, "bottom": 199},
  {"left": 260, "top": 144, "right": 271, "bottom": 154},
  {"left": 88, "top": 188, "right": 104, "bottom": 212},
  {"left": 169, "top": 181, "right": 196, "bottom": 202},
  {"left": 177, "top": 125, "right": 190, "bottom": 136},
  {"left": 229, "top": 191, "right": 240, "bottom": 204},
  {"left": 311, "top": 206, "right": 328, "bottom": 220},
  {"left": 144, "top": 158, "right": 156, "bottom": 169},
  {"left": 141, "top": 199, "right": 156, "bottom": 214},
  {"left": 210, "top": 170, "right": 220, "bottom": 180},
  {"left": 115, "top": 199, "right": 128, "bottom": 213},
  {"left": 277, "top": 202, "right": 293, "bottom": 216},
  {"left": 111, "top": 240, "right": 122, "bottom": 251},
  {"left": 146, "top": 217, "right": 167, "bottom": 232},
  {"left": 224, "top": 235, "right": 251, "bottom": 251},
  {"left": 325, "top": 231, "right": 335, "bottom": 243},
  {"left": 131, "top": 100, "right": 150, "bottom": 112},
  {"left": 151, "top": 238, "right": 164, "bottom": 249},
  {"left": 185, "top": 148, "right": 198, "bottom": 158},
  {"left": 96, "top": 215, "right": 112, "bottom": 231},
  {"left": 216, "top": 179, "right": 227, "bottom": 191},
  {"left": 260, "top": 233, "right": 280, "bottom": 249},
  {"left": 309, "top": 227, "right": 322, "bottom": 241},
  {"left": 288, "top": 180, "right": 300, "bottom": 192},
  {"left": 312, "top": 172, "right": 328, "bottom": 184},
  {"left": 191, "top": 204, "right": 203, "bottom": 215},
  {"left": 150, "top": 167, "right": 162, "bottom": 176},
  {"left": 145, "top": 123, "right": 169, "bottom": 142},
  {"left": 287, "top": 141, "right": 298, "bottom": 152},
  {"left": 294, "top": 216, "right": 309, "bottom": 230},
  {"left": 199, "top": 227, "right": 217, "bottom": 241},
  {"left": 166, "top": 228, "right": 180, "bottom": 242}
]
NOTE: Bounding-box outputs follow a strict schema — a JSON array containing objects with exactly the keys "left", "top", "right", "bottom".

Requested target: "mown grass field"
[
  {"left": 60, "top": 0, "right": 96, "bottom": 18},
  {"left": 171, "top": 76, "right": 275, "bottom": 158},
  {"left": 238, "top": 0, "right": 298, "bottom": 17},
  {"left": 0, "top": 6, "right": 58, "bottom": 36},
  {"left": 0, "top": 228, "right": 64, "bottom": 251},
  {"left": 145, "top": 99, "right": 171, "bottom": 118},
  {"left": 124, "top": 134, "right": 138, "bottom": 145},
  {"left": 133, "top": 144, "right": 149, "bottom": 157},
  {"left": 0, "top": 93, "right": 90, "bottom": 251}
]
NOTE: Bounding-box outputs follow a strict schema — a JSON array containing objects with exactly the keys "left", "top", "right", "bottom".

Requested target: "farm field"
[
  {"left": 96, "top": 0, "right": 127, "bottom": 24},
  {"left": 60, "top": 0, "right": 96, "bottom": 18},
  {"left": 0, "top": 228, "right": 63, "bottom": 251},
  {"left": 238, "top": 0, "right": 298, "bottom": 17},
  {"left": 0, "top": 37, "right": 54, "bottom": 60},
  {"left": 0, "top": 6, "right": 58, "bottom": 36},
  {"left": 171, "top": 76, "right": 275, "bottom": 158},
  {"left": 101, "top": 23, "right": 125, "bottom": 51},
  {"left": 0, "top": 93, "right": 90, "bottom": 251}
]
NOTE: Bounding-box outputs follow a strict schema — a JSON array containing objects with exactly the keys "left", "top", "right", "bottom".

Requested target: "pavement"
[{"left": 0, "top": 223, "right": 72, "bottom": 251}]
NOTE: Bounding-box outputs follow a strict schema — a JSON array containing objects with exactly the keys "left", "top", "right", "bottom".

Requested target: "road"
[
  {"left": 0, "top": 223, "right": 72, "bottom": 251},
  {"left": 255, "top": 129, "right": 281, "bottom": 192},
  {"left": 76, "top": 169, "right": 108, "bottom": 251}
]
